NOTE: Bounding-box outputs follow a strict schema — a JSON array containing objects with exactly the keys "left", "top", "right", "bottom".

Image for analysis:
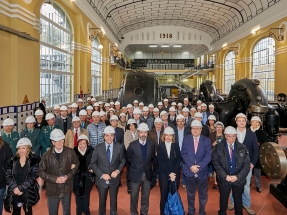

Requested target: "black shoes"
[
  {"left": 256, "top": 187, "right": 261, "bottom": 193},
  {"left": 127, "top": 187, "right": 131, "bottom": 194}
]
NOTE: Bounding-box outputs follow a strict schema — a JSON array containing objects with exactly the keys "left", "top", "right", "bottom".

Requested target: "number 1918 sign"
[{"left": 160, "top": 33, "right": 172, "bottom": 38}]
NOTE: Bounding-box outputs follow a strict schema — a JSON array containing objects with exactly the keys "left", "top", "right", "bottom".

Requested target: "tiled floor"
[{"left": 3, "top": 174, "right": 287, "bottom": 215}]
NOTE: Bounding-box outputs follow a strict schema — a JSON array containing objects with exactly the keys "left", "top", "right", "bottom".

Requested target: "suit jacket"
[
  {"left": 163, "top": 105, "right": 170, "bottom": 112},
  {"left": 90, "top": 142, "right": 126, "bottom": 188},
  {"left": 181, "top": 134, "right": 212, "bottom": 179},
  {"left": 168, "top": 115, "right": 177, "bottom": 126},
  {"left": 148, "top": 128, "right": 164, "bottom": 153},
  {"left": 183, "top": 104, "right": 191, "bottom": 110},
  {"left": 207, "top": 111, "right": 219, "bottom": 122},
  {"left": 201, "top": 124, "right": 210, "bottom": 137},
  {"left": 114, "top": 127, "right": 124, "bottom": 145},
  {"left": 212, "top": 140, "right": 250, "bottom": 186},
  {"left": 65, "top": 128, "right": 89, "bottom": 148},
  {"left": 162, "top": 121, "right": 176, "bottom": 130},
  {"left": 68, "top": 112, "right": 79, "bottom": 118},
  {"left": 126, "top": 139, "right": 155, "bottom": 183},
  {"left": 55, "top": 116, "right": 72, "bottom": 133},
  {"left": 184, "top": 116, "right": 192, "bottom": 128},
  {"left": 174, "top": 126, "right": 191, "bottom": 146}
]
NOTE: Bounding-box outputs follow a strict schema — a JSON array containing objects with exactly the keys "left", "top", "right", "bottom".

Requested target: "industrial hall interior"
[{"left": 1, "top": 0, "right": 287, "bottom": 215}]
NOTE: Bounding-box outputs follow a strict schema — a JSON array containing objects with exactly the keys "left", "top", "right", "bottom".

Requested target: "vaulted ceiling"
[{"left": 87, "top": 0, "right": 280, "bottom": 42}]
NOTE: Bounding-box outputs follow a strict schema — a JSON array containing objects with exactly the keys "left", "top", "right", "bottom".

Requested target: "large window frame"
[
  {"left": 91, "top": 39, "right": 102, "bottom": 97},
  {"left": 40, "top": 3, "right": 74, "bottom": 107},
  {"left": 252, "top": 37, "right": 275, "bottom": 101},
  {"left": 224, "top": 51, "right": 235, "bottom": 94}
]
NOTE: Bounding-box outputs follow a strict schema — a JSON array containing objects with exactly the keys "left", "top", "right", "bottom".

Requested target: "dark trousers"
[
  {"left": 218, "top": 183, "right": 244, "bottom": 215},
  {"left": 186, "top": 176, "right": 208, "bottom": 215},
  {"left": 75, "top": 194, "right": 91, "bottom": 215},
  {"left": 47, "top": 193, "right": 71, "bottom": 215},
  {"left": 151, "top": 155, "right": 159, "bottom": 186},
  {"left": 97, "top": 185, "right": 119, "bottom": 215},
  {"left": 130, "top": 173, "right": 151, "bottom": 215},
  {"left": 0, "top": 187, "right": 5, "bottom": 215},
  {"left": 12, "top": 195, "right": 32, "bottom": 215}
]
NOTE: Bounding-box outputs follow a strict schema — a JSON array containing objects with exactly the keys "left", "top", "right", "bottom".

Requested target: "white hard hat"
[
  {"left": 71, "top": 103, "right": 78, "bottom": 108},
  {"left": 68, "top": 105, "right": 71, "bottom": 108},
  {"left": 120, "top": 113, "right": 126, "bottom": 117},
  {"left": 122, "top": 106, "right": 127, "bottom": 109},
  {"left": 139, "top": 102, "right": 144, "bottom": 106},
  {"left": 50, "top": 129, "right": 65, "bottom": 141},
  {"left": 171, "top": 102, "right": 176, "bottom": 106},
  {"left": 54, "top": 105, "right": 60, "bottom": 110},
  {"left": 200, "top": 92, "right": 203, "bottom": 94},
  {"left": 191, "top": 119, "right": 203, "bottom": 127},
  {"left": 197, "top": 106, "right": 202, "bottom": 110},
  {"left": 153, "top": 108, "right": 159, "bottom": 112},
  {"left": 160, "top": 111, "right": 168, "bottom": 116},
  {"left": 210, "top": 94, "right": 214, "bottom": 96},
  {"left": 110, "top": 115, "right": 119, "bottom": 121},
  {"left": 190, "top": 107, "right": 196, "bottom": 111},
  {"left": 60, "top": 105, "right": 68, "bottom": 111},
  {"left": 127, "top": 118, "right": 136, "bottom": 125},
  {"left": 133, "top": 100, "right": 138, "bottom": 103},
  {"left": 184, "top": 98, "right": 188, "bottom": 101},
  {"left": 142, "top": 106, "right": 149, "bottom": 112},
  {"left": 154, "top": 118, "right": 163, "bottom": 124},
  {"left": 208, "top": 115, "right": 216, "bottom": 121},
  {"left": 86, "top": 106, "right": 93, "bottom": 111},
  {"left": 3, "top": 118, "right": 14, "bottom": 126},
  {"left": 93, "top": 102, "right": 99, "bottom": 107},
  {"left": 91, "top": 98, "right": 96, "bottom": 102},
  {"left": 100, "top": 111, "right": 106, "bottom": 117},
  {"left": 78, "top": 99, "right": 84, "bottom": 102},
  {"left": 72, "top": 116, "right": 81, "bottom": 122},
  {"left": 201, "top": 103, "right": 207, "bottom": 107},
  {"left": 110, "top": 102, "right": 114, "bottom": 105},
  {"left": 35, "top": 109, "right": 44, "bottom": 116},
  {"left": 16, "top": 138, "right": 32, "bottom": 148},
  {"left": 137, "top": 123, "right": 149, "bottom": 132},
  {"left": 209, "top": 104, "right": 214, "bottom": 108},
  {"left": 78, "top": 134, "right": 89, "bottom": 142},
  {"left": 148, "top": 104, "right": 154, "bottom": 108},
  {"left": 109, "top": 108, "right": 115, "bottom": 112},
  {"left": 92, "top": 111, "right": 100, "bottom": 116},
  {"left": 45, "top": 113, "right": 55, "bottom": 120},
  {"left": 104, "top": 103, "right": 110, "bottom": 107},
  {"left": 25, "top": 116, "right": 36, "bottom": 123},
  {"left": 127, "top": 104, "right": 133, "bottom": 108},
  {"left": 235, "top": 113, "right": 247, "bottom": 120},
  {"left": 182, "top": 107, "right": 189, "bottom": 112},
  {"left": 215, "top": 121, "right": 225, "bottom": 129},
  {"left": 115, "top": 101, "right": 120, "bottom": 105},
  {"left": 224, "top": 126, "right": 237, "bottom": 135},
  {"left": 251, "top": 116, "right": 261, "bottom": 123},
  {"left": 133, "top": 108, "right": 142, "bottom": 114},
  {"left": 177, "top": 103, "right": 182, "bottom": 106},
  {"left": 164, "top": 126, "right": 175, "bottom": 135},
  {"left": 164, "top": 99, "right": 168, "bottom": 102},
  {"left": 169, "top": 107, "right": 176, "bottom": 112},
  {"left": 98, "top": 101, "right": 103, "bottom": 104},
  {"left": 197, "top": 100, "right": 202, "bottom": 104},
  {"left": 87, "top": 97, "right": 91, "bottom": 101},
  {"left": 158, "top": 102, "right": 163, "bottom": 106},
  {"left": 103, "top": 126, "right": 115, "bottom": 134},
  {"left": 176, "top": 114, "right": 185, "bottom": 120},
  {"left": 42, "top": 97, "right": 48, "bottom": 102},
  {"left": 195, "top": 112, "right": 203, "bottom": 118}
]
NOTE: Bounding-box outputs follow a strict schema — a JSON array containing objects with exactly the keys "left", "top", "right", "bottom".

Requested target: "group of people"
[{"left": 0, "top": 96, "right": 268, "bottom": 215}]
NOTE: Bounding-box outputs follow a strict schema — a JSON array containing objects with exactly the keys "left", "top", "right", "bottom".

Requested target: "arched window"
[
  {"left": 40, "top": 3, "right": 73, "bottom": 107},
  {"left": 91, "top": 39, "right": 102, "bottom": 97},
  {"left": 224, "top": 51, "right": 235, "bottom": 94},
  {"left": 252, "top": 37, "right": 275, "bottom": 100}
]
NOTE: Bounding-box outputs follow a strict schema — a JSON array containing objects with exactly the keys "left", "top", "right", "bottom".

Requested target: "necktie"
[
  {"left": 229, "top": 145, "right": 233, "bottom": 160},
  {"left": 29, "top": 130, "right": 32, "bottom": 134},
  {"left": 185, "top": 118, "right": 187, "bottom": 124},
  {"left": 164, "top": 122, "right": 167, "bottom": 128},
  {"left": 8, "top": 134, "right": 11, "bottom": 140},
  {"left": 81, "top": 123, "right": 84, "bottom": 128},
  {"left": 194, "top": 137, "right": 199, "bottom": 154},
  {"left": 74, "top": 129, "right": 78, "bottom": 147},
  {"left": 107, "top": 146, "right": 111, "bottom": 164},
  {"left": 203, "top": 113, "right": 207, "bottom": 124}
]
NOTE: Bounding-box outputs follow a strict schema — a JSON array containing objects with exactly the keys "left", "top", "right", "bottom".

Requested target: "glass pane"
[{"left": 224, "top": 51, "right": 235, "bottom": 94}]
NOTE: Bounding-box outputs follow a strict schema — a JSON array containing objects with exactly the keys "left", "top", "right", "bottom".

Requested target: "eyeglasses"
[{"left": 225, "top": 135, "right": 237, "bottom": 138}]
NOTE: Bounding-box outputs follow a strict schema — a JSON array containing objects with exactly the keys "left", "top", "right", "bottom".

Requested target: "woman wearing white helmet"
[
  {"left": 118, "top": 113, "right": 127, "bottom": 130},
  {"left": 34, "top": 109, "right": 47, "bottom": 130},
  {"left": 157, "top": 126, "right": 181, "bottom": 215},
  {"left": 4, "top": 138, "right": 40, "bottom": 214},
  {"left": 250, "top": 116, "right": 268, "bottom": 193},
  {"left": 207, "top": 115, "right": 216, "bottom": 134}
]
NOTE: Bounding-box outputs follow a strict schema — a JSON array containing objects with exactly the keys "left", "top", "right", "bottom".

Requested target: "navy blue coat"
[{"left": 114, "top": 127, "right": 124, "bottom": 145}]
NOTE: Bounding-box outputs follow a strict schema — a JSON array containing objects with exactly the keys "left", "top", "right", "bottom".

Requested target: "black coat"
[
  {"left": 0, "top": 142, "right": 13, "bottom": 189},
  {"left": 115, "top": 127, "right": 124, "bottom": 145},
  {"left": 4, "top": 153, "right": 40, "bottom": 212},
  {"left": 201, "top": 124, "right": 210, "bottom": 137},
  {"left": 253, "top": 129, "right": 268, "bottom": 169},
  {"left": 73, "top": 146, "right": 94, "bottom": 197}
]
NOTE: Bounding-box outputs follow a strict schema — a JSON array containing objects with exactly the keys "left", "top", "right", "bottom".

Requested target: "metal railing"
[{"left": 102, "top": 88, "right": 120, "bottom": 102}]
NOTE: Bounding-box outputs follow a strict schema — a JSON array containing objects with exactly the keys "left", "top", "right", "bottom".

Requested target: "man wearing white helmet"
[
  {"left": 157, "top": 101, "right": 164, "bottom": 112},
  {"left": 189, "top": 107, "right": 196, "bottom": 121},
  {"left": 53, "top": 105, "right": 61, "bottom": 117},
  {"left": 110, "top": 101, "right": 115, "bottom": 109},
  {"left": 126, "top": 104, "right": 134, "bottom": 119},
  {"left": 228, "top": 113, "right": 258, "bottom": 215},
  {"left": 39, "top": 129, "right": 79, "bottom": 215},
  {"left": 90, "top": 126, "right": 125, "bottom": 215},
  {"left": 168, "top": 107, "right": 177, "bottom": 126},
  {"left": 68, "top": 103, "right": 79, "bottom": 118},
  {"left": 181, "top": 119, "right": 212, "bottom": 215},
  {"left": 34, "top": 109, "right": 47, "bottom": 130},
  {"left": 148, "top": 104, "right": 154, "bottom": 117},
  {"left": 213, "top": 126, "right": 250, "bottom": 215},
  {"left": 139, "top": 102, "right": 144, "bottom": 111},
  {"left": 196, "top": 100, "right": 202, "bottom": 107},
  {"left": 163, "top": 98, "right": 170, "bottom": 112},
  {"left": 110, "top": 115, "right": 124, "bottom": 145},
  {"left": 87, "top": 111, "right": 106, "bottom": 148},
  {"left": 78, "top": 109, "right": 90, "bottom": 129},
  {"left": 65, "top": 116, "right": 89, "bottom": 149},
  {"left": 182, "top": 107, "right": 192, "bottom": 127},
  {"left": 77, "top": 99, "right": 85, "bottom": 113},
  {"left": 86, "top": 97, "right": 92, "bottom": 107},
  {"left": 126, "top": 123, "right": 155, "bottom": 215},
  {"left": 209, "top": 93, "right": 215, "bottom": 102},
  {"left": 118, "top": 113, "right": 127, "bottom": 130},
  {"left": 140, "top": 106, "right": 154, "bottom": 130},
  {"left": 176, "top": 103, "right": 183, "bottom": 115},
  {"left": 20, "top": 116, "right": 41, "bottom": 155},
  {"left": 34, "top": 97, "right": 47, "bottom": 116},
  {"left": 207, "top": 104, "right": 219, "bottom": 121},
  {"left": 152, "top": 107, "right": 160, "bottom": 119},
  {"left": 114, "top": 101, "right": 122, "bottom": 116},
  {"left": 133, "top": 100, "right": 139, "bottom": 108},
  {"left": 91, "top": 97, "right": 97, "bottom": 106},
  {"left": 194, "top": 112, "right": 209, "bottom": 137},
  {"left": 1, "top": 118, "right": 19, "bottom": 155},
  {"left": 201, "top": 103, "right": 208, "bottom": 125},
  {"left": 160, "top": 110, "right": 176, "bottom": 130},
  {"left": 183, "top": 98, "right": 191, "bottom": 109},
  {"left": 55, "top": 106, "right": 72, "bottom": 135},
  {"left": 39, "top": 113, "right": 63, "bottom": 155},
  {"left": 133, "top": 108, "right": 142, "bottom": 126}
]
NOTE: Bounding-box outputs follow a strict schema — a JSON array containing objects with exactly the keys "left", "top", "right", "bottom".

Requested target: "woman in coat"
[
  {"left": 250, "top": 116, "right": 268, "bottom": 193},
  {"left": 73, "top": 134, "right": 94, "bottom": 215},
  {"left": 5, "top": 138, "right": 40, "bottom": 215},
  {"left": 157, "top": 126, "right": 181, "bottom": 215}
]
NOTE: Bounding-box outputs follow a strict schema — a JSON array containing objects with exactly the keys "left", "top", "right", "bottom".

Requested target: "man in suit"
[
  {"left": 182, "top": 107, "right": 192, "bottom": 127},
  {"left": 168, "top": 107, "right": 177, "bottom": 126},
  {"left": 160, "top": 111, "right": 176, "bottom": 130},
  {"left": 133, "top": 108, "right": 142, "bottom": 126},
  {"left": 181, "top": 120, "right": 212, "bottom": 215},
  {"left": 65, "top": 116, "right": 88, "bottom": 148},
  {"left": 228, "top": 113, "right": 258, "bottom": 215},
  {"left": 90, "top": 126, "right": 126, "bottom": 215},
  {"left": 68, "top": 103, "right": 79, "bottom": 118},
  {"left": 55, "top": 105, "right": 72, "bottom": 134},
  {"left": 163, "top": 98, "right": 170, "bottom": 112},
  {"left": 189, "top": 107, "right": 196, "bottom": 121},
  {"left": 78, "top": 109, "right": 90, "bottom": 129},
  {"left": 77, "top": 98, "right": 85, "bottom": 114},
  {"left": 207, "top": 104, "right": 219, "bottom": 122},
  {"left": 194, "top": 112, "right": 209, "bottom": 137},
  {"left": 126, "top": 123, "right": 155, "bottom": 215},
  {"left": 1, "top": 118, "right": 19, "bottom": 155},
  {"left": 213, "top": 126, "right": 250, "bottom": 215},
  {"left": 157, "top": 102, "right": 164, "bottom": 113},
  {"left": 201, "top": 103, "right": 208, "bottom": 125},
  {"left": 53, "top": 105, "right": 61, "bottom": 118},
  {"left": 183, "top": 98, "right": 191, "bottom": 109},
  {"left": 126, "top": 104, "right": 134, "bottom": 119},
  {"left": 148, "top": 104, "right": 154, "bottom": 117},
  {"left": 140, "top": 106, "right": 154, "bottom": 130},
  {"left": 152, "top": 107, "right": 160, "bottom": 119},
  {"left": 110, "top": 115, "right": 124, "bottom": 145}
]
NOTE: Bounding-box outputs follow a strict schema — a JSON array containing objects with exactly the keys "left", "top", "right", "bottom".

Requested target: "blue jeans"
[
  {"left": 0, "top": 187, "right": 5, "bottom": 215},
  {"left": 230, "top": 169, "right": 252, "bottom": 207}
]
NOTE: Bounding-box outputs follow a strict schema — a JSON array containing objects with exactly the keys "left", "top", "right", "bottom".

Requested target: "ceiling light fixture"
[
  {"left": 222, "top": 43, "right": 227, "bottom": 48},
  {"left": 173, "top": 45, "right": 182, "bottom": 48},
  {"left": 98, "top": 44, "right": 103, "bottom": 50},
  {"left": 251, "top": 26, "right": 260, "bottom": 34},
  {"left": 161, "top": 45, "right": 169, "bottom": 48},
  {"left": 269, "top": 28, "right": 284, "bottom": 41},
  {"left": 149, "top": 45, "right": 157, "bottom": 48}
]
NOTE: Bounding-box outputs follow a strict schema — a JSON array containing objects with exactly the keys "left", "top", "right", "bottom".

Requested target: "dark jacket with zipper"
[
  {"left": 0, "top": 142, "right": 13, "bottom": 189},
  {"left": 73, "top": 146, "right": 94, "bottom": 197},
  {"left": 252, "top": 128, "right": 268, "bottom": 169},
  {"left": 212, "top": 140, "right": 250, "bottom": 186},
  {"left": 4, "top": 153, "right": 40, "bottom": 212}
]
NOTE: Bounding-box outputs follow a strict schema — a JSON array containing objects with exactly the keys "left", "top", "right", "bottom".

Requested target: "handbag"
[{"left": 164, "top": 180, "right": 185, "bottom": 215}]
